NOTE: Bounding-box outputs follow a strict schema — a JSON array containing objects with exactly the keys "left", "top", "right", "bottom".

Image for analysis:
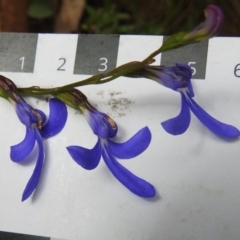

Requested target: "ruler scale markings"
[
  {"left": 0, "top": 33, "right": 38, "bottom": 73},
  {"left": 73, "top": 34, "right": 120, "bottom": 75},
  {"left": 116, "top": 35, "right": 163, "bottom": 67},
  {"left": 160, "top": 36, "right": 209, "bottom": 80},
  {"left": 0, "top": 34, "right": 239, "bottom": 240}
]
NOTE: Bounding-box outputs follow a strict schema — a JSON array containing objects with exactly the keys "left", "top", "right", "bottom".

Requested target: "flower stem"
[{"left": 18, "top": 61, "right": 146, "bottom": 96}]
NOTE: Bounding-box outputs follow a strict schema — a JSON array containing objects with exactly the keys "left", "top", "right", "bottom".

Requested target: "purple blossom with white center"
[
  {"left": 66, "top": 90, "right": 155, "bottom": 198},
  {"left": 136, "top": 63, "right": 240, "bottom": 138},
  {"left": 10, "top": 96, "right": 67, "bottom": 201}
]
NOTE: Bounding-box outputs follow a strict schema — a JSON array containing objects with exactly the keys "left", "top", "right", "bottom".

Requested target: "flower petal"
[
  {"left": 102, "top": 145, "right": 155, "bottom": 198},
  {"left": 108, "top": 127, "right": 151, "bottom": 159},
  {"left": 188, "top": 96, "right": 240, "bottom": 138},
  {"left": 15, "top": 103, "right": 32, "bottom": 127},
  {"left": 84, "top": 110, "right": 118, "bottom": 138},
  {"left": 67, "top": 138, "right": 101, "bottom": 170},
  {"left": 161, "top": 93, "right": 191, "bottom": 135},
  {"left": 10, "top": 127, "right": 36, "bottom": 162},
  {"left": 22, "top": 130, "right": 45, "bottom": 201},
  {"left": 40, "top": 98, "right": 67, "bottom": 139}
]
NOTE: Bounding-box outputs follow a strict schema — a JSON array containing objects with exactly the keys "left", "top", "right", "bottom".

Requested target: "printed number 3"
[{"left": 98, "top": 58, "right": 108, "bottom": 71}]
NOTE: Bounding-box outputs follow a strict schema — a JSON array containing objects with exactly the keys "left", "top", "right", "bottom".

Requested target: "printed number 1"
[
  {"left": 19, "top": 57, "right": 24, "bottom": 70},
  {"left": 98, "top": 58, "right": 108, "bottom": 71}
]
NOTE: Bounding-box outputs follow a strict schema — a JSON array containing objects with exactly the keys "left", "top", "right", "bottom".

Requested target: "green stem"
[
  {"left": 18, "top": 61, "right": 145, "bottom": 96},
  {"left": 18, "top": 32, "right": 204, "bottom": 96}
]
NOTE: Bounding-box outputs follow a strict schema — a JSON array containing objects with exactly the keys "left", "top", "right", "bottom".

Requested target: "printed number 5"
[
  {"left": 98, "top": 58, "right": 108, "bottom": 71},
  {"left": 188, "top": 62, "right": 196, "bottom": 75}
]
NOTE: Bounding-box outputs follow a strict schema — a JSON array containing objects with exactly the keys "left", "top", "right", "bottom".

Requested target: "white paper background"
[{"left": 0, "top": 35, "right": 240, "bottom": 240}]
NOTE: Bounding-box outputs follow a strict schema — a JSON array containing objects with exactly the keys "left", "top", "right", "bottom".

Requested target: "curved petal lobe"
[
  {"left": 10, "top": 127, "right": 36, "bottom": 162},
  {"left": 40, "top": 98, "right": 67, "bottom": 139},
  {"left": 108, "top": 127, "right": 151, "bottom": 159},
  {"left": 161, "top": 93, "right": 191, "bottom": 135},
  {"left": 22, "top": 131, "right": 45, "bottom": 201},
  {"left": 67, "top": 138, "right": 101, "bottom": 170},
  {"left": 102, "top": 146, "right": 155, "bottom": 198},
  {"left": 188, "top": 96, "right": 240, "bottom": 138}
]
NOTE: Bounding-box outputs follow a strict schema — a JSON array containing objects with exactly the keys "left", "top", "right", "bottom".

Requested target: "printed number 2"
[
  {"left": 19, "top": 57, "right": 24, "bottom": 70},
  {"left": 188, "top": 62, "right": 196, "bottom": 75},
  {"left": 98, "top": 58, "right": 108, "bottom": 71},
  {"left": 57, "top": 58, "right": 66, "bottom": 71}
]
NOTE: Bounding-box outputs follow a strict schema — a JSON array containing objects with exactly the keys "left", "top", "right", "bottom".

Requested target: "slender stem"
[
  {"left": 142, "top": 46, "right": 163, "bottom": 64},
  {"left": 18, "top": 32, "right": 199, "bottom": 96},
  {"left": 18, "top": 61, "right": 145, "bottom": 96}
]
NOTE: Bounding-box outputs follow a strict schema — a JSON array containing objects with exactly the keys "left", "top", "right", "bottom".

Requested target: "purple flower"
[
  {"left": 140, "top": 63, "right": 193, "bottom": 92},
  {"left": 11, "top": 97, "right": 67, "bottom": 201},
  {"left": 135, "top": 63, "right": 239, "bottom": 138},
  {"left": 66, "top": 90, "right": 155, "bottom": 198},
  {"left": 157, "top": 63, "right": 240, "bottom": 138},
  {"left": 184, "top": 4, "right": 224, "bottom": 41}
]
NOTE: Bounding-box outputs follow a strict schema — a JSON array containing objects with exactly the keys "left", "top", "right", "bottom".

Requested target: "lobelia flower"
[
  {"left": 58, "top": 89, "right": 155, "bottom": 198},
  {"left": 0, "top": 75, "right": 68, "bottom": 201},
  {"left": 183, "top": 4, "right": 224, "bottom": 42},
  {"left": 157, "top": 5, "right": 224, "bottom": 53},
  {"left": 127, "top": 63, "right": 240, "bottom": 138}
]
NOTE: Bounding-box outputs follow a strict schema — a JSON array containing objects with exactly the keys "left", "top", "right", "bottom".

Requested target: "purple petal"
[
  {"left": 102, "top": 146, "right": 155, "bottom": 198},
  {"left": 15, "top": 101, "right": 47, "bottom": 127},
  {"left": 203, "top": 5, "right": 224, "bottom": 37},
  {"left": 67, "top": 138, "right": 101, "bottom": 170},
  {"left": 188, "top": 96, "right": 240, "bottom": 138},
  {"left": 187, "top": 82, "right": 194, "bottom": 98},
  {"left": 22, "top": 130, "right": 45, "bottom": 201},
  {"left": 161, "top": 93, "right": 191, "bottom": 135},
  {"left": 86, "top": 110, "right": 118, "bottom": 138},
  {"left": 10, "top": 127, "right": 36, "bottom": 162},
  {"left": 40, "top": 98, "right": 67, "bottom": 139},
  {"left": 16, "top": 103, "right": 31, "bottom": 127},
  {"left": 108, "top": 127, "right": 151, "bottom": 159}
]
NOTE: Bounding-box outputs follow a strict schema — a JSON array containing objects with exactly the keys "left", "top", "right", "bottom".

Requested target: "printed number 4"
[
  {"left": 188, "top": 62, "right": 196, "bottom": 75},
  {"left": 98, "top": 58, "right": 108, "bottom": 71}
]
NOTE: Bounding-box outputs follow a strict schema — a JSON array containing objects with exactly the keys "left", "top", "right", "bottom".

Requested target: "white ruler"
[{"left": 0, "top": 34, "right": 240, "bottom": 240}]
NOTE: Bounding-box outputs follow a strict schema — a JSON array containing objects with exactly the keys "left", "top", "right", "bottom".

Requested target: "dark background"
[{"left": 0, "top": 0, "right": 239, "bottom": 36}]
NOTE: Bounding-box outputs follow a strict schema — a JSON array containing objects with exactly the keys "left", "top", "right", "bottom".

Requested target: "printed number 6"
[
  {"left": 98, "top": 58, "right": 108, "bottom": 71},
  {"left": 234, "top": 64, "right": 240, "bottom": 77},
  {"left": 188, "top": 62, "right": 196, "bottom": 75}
]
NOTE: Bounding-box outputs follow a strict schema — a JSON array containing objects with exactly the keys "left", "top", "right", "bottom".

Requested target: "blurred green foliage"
[
  {"left": 28, "top": 0, "right": 54, "bottom": 19},
  {"left": 80, "top": 0, "right": 240, "bottom": 36},
  {"left": 80, "top": 0, "right": 134, "bottom": 34},
  {"left": 25, "top": 0, "right": 240, "bottom": 36},
  {"left": 79, "top": 0, "right": 203, "bottom": 35}
]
